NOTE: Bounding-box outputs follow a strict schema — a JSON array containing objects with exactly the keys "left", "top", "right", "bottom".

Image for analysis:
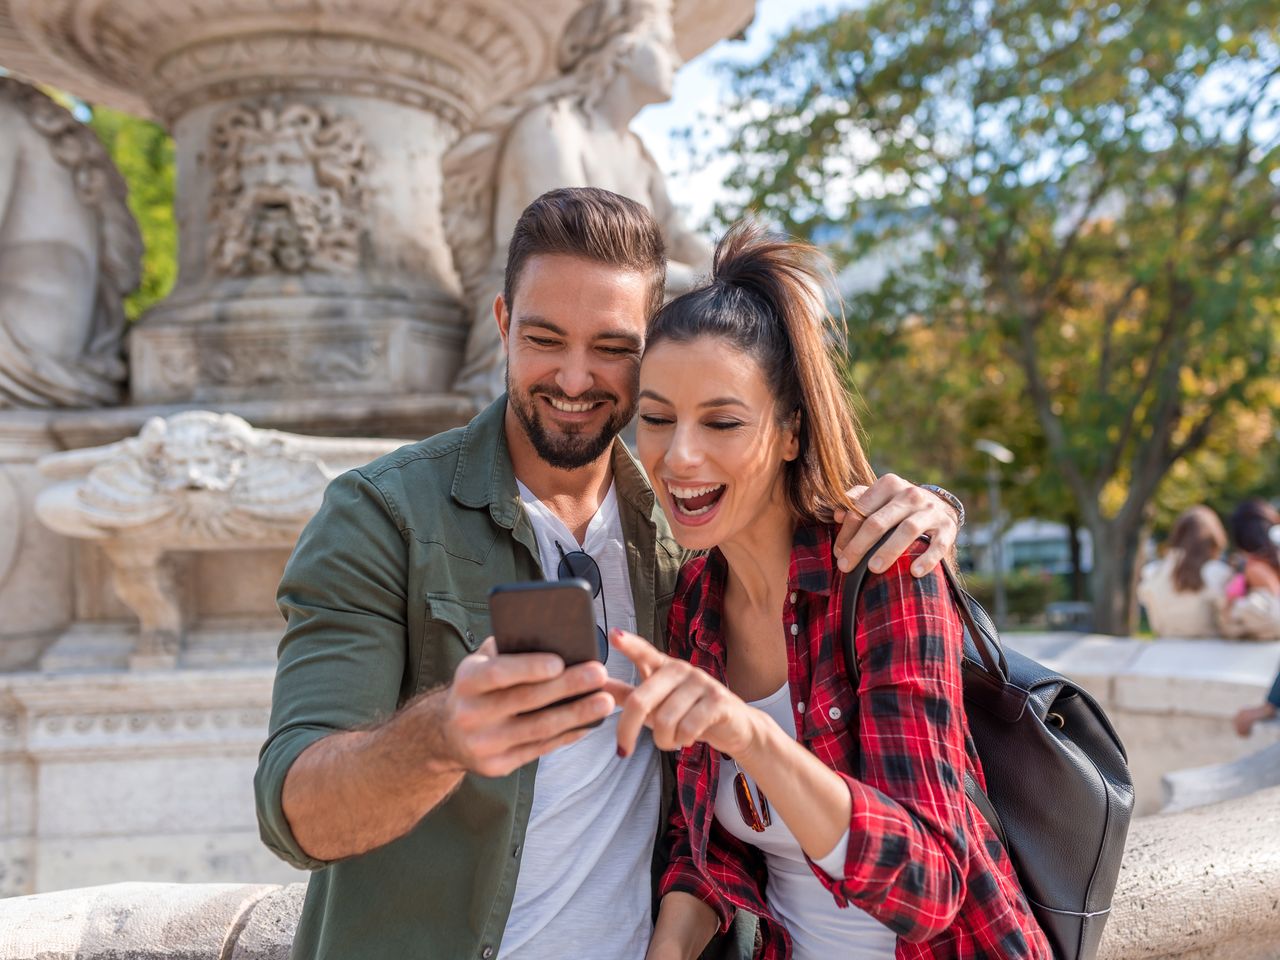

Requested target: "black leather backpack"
[{"left": 841, "top": 546, "right": 1134, "bottom": 960}]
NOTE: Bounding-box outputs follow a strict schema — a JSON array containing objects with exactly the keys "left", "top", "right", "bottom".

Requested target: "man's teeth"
[
  {"left": 668, "top": 484, "right": 724, "bottom": 498},
  {"left": 548, "top": 397, "right": 596, "bottom": 413}
]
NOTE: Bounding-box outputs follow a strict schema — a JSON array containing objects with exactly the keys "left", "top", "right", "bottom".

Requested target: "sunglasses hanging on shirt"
[{"left": 555, "top": 541, "right": 609, "bottom": 663}]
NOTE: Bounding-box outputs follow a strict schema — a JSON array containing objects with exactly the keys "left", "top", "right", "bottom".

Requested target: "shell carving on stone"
[
  {"left": 38, "top": 411, "right": 340, "bottom": 546},
  {"left": 34, "top": 411, "right": 401, "bottom": 663}
]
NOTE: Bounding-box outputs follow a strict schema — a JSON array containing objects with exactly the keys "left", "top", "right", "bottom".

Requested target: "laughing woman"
[{"left": 606, "top": 222, "right": 1050, "bottom": 960}]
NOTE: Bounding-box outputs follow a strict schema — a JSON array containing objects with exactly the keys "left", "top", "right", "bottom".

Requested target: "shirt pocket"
[
  {"left": 415, "top": 594, "right": 491, "bottom": 693},
  {"left": 800, "top": 672, "right": 859, "bottom": 772}
]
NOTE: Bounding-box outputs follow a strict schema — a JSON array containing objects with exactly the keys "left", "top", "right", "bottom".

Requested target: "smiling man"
[{"left": 254, "top": 187, "right": 963, "bottom": 960}]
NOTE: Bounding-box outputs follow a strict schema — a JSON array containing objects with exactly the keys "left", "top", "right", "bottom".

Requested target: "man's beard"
[{"left": 507, "top": 374, "right": 635, "bottom": 471}]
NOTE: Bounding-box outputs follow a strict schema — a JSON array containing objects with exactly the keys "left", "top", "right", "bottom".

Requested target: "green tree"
[
  {"left": 85, "top": 105, "right": 176, "bottom": 320},
  {"left": 713, "top": 0, "right": 1280, "bottom": 633}
]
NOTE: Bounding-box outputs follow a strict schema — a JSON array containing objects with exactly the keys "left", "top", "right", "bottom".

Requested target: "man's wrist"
[
  {"left": 919, "top": 483, "right": 965, "bottom": 527},
  {"left": 406, "top": 684, "right": 469, "bottom": 776}
]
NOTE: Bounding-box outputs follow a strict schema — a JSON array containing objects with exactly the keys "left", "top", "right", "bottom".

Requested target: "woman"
[
  {"left": 1219, "top": 499, "right": 1280, "bottom": 641},
  {"left": 1136, "top": 506, "right": 1232, "bottom": 637},
  {"left": 606, "top": 222, "right": 1049, "bottom": 959}
]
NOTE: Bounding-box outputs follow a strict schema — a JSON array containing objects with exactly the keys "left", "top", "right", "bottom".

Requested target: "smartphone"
[
  {"left": 488, "top": 579, "right": 600, "bottom": 664},
  {"left": 488, "top": 579, "right": 609, "bottom": 728}
]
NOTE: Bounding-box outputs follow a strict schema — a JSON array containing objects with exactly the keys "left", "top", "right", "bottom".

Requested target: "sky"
[{"left": 632, "top": 0, "right": 856, "bottom": 228}]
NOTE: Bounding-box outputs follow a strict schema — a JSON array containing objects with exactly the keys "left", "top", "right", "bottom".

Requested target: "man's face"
[{"left": 499, "top": 254, "right": 649, "bottom": 470}]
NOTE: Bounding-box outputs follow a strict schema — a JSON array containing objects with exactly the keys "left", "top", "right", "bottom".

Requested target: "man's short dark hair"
[{"left": 504, "top": 187, "right": 667, "bottom": 319}]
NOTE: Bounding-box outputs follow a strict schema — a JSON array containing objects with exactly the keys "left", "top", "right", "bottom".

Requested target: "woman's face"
[{"left": 637, "top": 336, "right": 799, "bottom": 552}]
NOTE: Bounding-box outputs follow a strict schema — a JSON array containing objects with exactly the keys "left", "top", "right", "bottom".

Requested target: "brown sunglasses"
[{"left": 728, "top": 758, "right": 771, "bottom": 832}]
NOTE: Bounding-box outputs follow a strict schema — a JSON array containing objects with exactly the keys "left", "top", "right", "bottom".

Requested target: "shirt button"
[
  {"left": 789, "top": 623, "right": 799, "bottom": 636},
  {"left": 482, "top": 948, "right": 494, "bottom": 959},
  {"left": 789, "top": 592, "right": 797, "bottom": 604},
  {"left": 796, "top": 701, "right": 806, "bottom": 714},
  {"left": 829, "top": 706, "right": 842, "bottom": 720}
]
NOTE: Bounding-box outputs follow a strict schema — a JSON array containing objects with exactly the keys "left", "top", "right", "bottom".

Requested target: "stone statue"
[
  {"left": 0, "top": 78, "right": 142, "bottom": 408},
  {"left": 445, "top": 0, "right": 714, "bottom": 403}
]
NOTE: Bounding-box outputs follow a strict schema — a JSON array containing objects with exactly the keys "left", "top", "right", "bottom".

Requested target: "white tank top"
[{"left": 714, "top": 684, "right": 898, "bottom": 960}]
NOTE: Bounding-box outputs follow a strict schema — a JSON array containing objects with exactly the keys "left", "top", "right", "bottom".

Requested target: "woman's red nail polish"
[{"left": 616, "top": 746, "right": 627, "bottom": 759}]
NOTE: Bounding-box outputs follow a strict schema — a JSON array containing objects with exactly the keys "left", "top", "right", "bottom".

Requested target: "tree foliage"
[
  {"left": 712, "top": 0, "right": 1280, "bottom": 632},
  {"left": 85, "top": 105, "right": 177, "bottom": 320}
]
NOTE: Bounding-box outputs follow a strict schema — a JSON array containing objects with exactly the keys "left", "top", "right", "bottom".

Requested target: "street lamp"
[{"left": 974, "top": 438, "right": 1015, "bottom": 628}]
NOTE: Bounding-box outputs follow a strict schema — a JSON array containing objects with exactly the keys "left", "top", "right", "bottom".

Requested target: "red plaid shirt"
[{"left": 658, "top": 523, "right": 1051, "bottom": 960}]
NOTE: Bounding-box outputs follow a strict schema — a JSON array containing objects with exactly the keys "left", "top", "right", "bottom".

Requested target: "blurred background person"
[
  {"left": 1137, "top": 506, "right": 1232, "bottom": 638},
  {"left": 1218, "top": 499, "right": 1280, "bottom": 641}
]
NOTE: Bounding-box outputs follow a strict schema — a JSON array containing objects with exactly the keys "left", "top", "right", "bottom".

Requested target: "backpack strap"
[{"left": 839, "top": 532, "right": 1009, "bottom": 851}]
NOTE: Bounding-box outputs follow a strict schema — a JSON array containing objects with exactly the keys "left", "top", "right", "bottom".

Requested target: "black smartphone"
[
  {"left": 488, "top": 579, "right": 600, "bottom": 663},
  {"left": 488, "top": 580, "right": 606, "bottom": 726}
]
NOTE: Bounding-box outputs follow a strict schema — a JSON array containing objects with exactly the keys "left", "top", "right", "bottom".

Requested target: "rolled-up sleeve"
[
  {"left": 811, "top": 547, "right": 969, "bottom": 942},
  {"left": 254, "top": 468, "right": 409, "bottom": 870}
]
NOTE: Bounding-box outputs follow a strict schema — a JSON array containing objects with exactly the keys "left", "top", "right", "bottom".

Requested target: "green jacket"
[{"left": 255, "top": 397, "right": 693, "bottom": 959}]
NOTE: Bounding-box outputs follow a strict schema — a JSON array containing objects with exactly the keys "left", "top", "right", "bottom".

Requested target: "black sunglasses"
[{"left": 556, "top": 541, "right": 609, "bottom": 662}]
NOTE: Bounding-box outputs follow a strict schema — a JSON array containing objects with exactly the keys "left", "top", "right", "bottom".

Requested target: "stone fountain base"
[{"left": 0, "top": 666, "right": 300, "bottom": 898}]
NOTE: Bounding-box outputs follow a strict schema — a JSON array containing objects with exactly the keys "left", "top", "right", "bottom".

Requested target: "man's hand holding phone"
[{"left": 439, "top": 637, "right": 614, "bottom": 779}]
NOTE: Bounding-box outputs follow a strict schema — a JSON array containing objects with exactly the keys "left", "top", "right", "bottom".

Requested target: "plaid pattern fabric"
[{"left": 658, "top": 522, "right": 1051, "bottom": 960}]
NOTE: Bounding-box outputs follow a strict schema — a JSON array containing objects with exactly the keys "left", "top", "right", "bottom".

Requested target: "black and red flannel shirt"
[{"left": 658, "top": 522, "right": 1051, "bottom": 960}]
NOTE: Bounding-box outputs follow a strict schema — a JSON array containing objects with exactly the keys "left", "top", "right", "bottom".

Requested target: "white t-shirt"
[
  {"left": 715, "top": 684, "right": 897, "bottom": 960},
  {"left": 500, "top": 480, "right": 660, "bottom": 960}
]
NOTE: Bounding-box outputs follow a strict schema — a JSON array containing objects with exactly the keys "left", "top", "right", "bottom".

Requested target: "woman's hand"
[{"left": 606, "top": 629, "right": 761, "bottom": 759}]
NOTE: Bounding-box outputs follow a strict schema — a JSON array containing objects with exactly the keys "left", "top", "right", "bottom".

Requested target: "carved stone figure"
[
  {"left": 208, "top": 99, "right": 368, "bottom": 276},
  {"left": 445, "top": 0, "right": 714, "bottom": 403},
  {"left": 0, "top": 78, "right": 142, "bottom": 408},
  {"left": 35, "top": 411, "right": 399, "bottom": 665}
]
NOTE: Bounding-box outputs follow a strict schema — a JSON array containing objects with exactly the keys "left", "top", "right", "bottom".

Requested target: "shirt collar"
[
  {"left": 788, "top": 520, "right": 838, "bottom": 596},
  {"left": 451, "top": 395, "right": 520, "bottom": 527},
  {"left": 687, "top": 520, "right": 837, "bottom": 656},
  {"left": 451, "top": 394, "right": 657, "bottom": 529}
]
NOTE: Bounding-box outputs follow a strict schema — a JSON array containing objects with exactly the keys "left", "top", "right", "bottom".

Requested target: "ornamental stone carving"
[
  {"left": 35, "top": 412, "right": 400, "bottom": 665},
  {"left": 0, "top": 77, "right": 142, "bottom": 408},
  {"left": 208, "top": 99, "right": 369, "bottom": 276}
]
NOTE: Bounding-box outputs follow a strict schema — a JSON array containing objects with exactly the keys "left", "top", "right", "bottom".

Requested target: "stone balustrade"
[{"left": 3, "top": 787, "right": 1279, "bottom": 959}]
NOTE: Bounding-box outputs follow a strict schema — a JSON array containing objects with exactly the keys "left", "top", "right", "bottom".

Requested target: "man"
[{"left": 255, "top": 187, "right": 962, "bottom": 960}]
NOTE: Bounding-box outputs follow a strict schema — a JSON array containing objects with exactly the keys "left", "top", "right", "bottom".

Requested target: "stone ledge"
[
  {"left": 1008, "top": 633, "right": 1280, "bottom": 719},
  {"left": 4, "top": 788, "right": 1279, "bottom": 959}
]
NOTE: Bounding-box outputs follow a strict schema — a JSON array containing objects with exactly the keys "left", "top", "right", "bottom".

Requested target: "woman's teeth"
[
  {"left": 548, "top": 397, "right": 596, "bottom": 413},
  {"left": 669, "top": 484, "right": 726, "bottom": 516}
]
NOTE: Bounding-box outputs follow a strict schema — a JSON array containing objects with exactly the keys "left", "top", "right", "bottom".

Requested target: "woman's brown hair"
[
  {"left": 1230, "top": 498, "right": 1280, "bottom": 575},
  {"left": 646, "top": 219, "right": 875, "bottom": 522},
  {"left": 1166, "top": 506, "right": 1228, "bottom": 592}
]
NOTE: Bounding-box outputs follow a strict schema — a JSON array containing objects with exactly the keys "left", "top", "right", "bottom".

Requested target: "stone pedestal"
[
  {"left": 0, "top": 668, "right": 303, "bottom": 897},
  {"left": 129, "top": 93, "right": 471, "bottom": 404}
]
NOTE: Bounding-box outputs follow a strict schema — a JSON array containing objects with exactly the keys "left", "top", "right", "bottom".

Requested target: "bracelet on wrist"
[{"left": 918, "top": 483, "right": 965, "bottom": 528}]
